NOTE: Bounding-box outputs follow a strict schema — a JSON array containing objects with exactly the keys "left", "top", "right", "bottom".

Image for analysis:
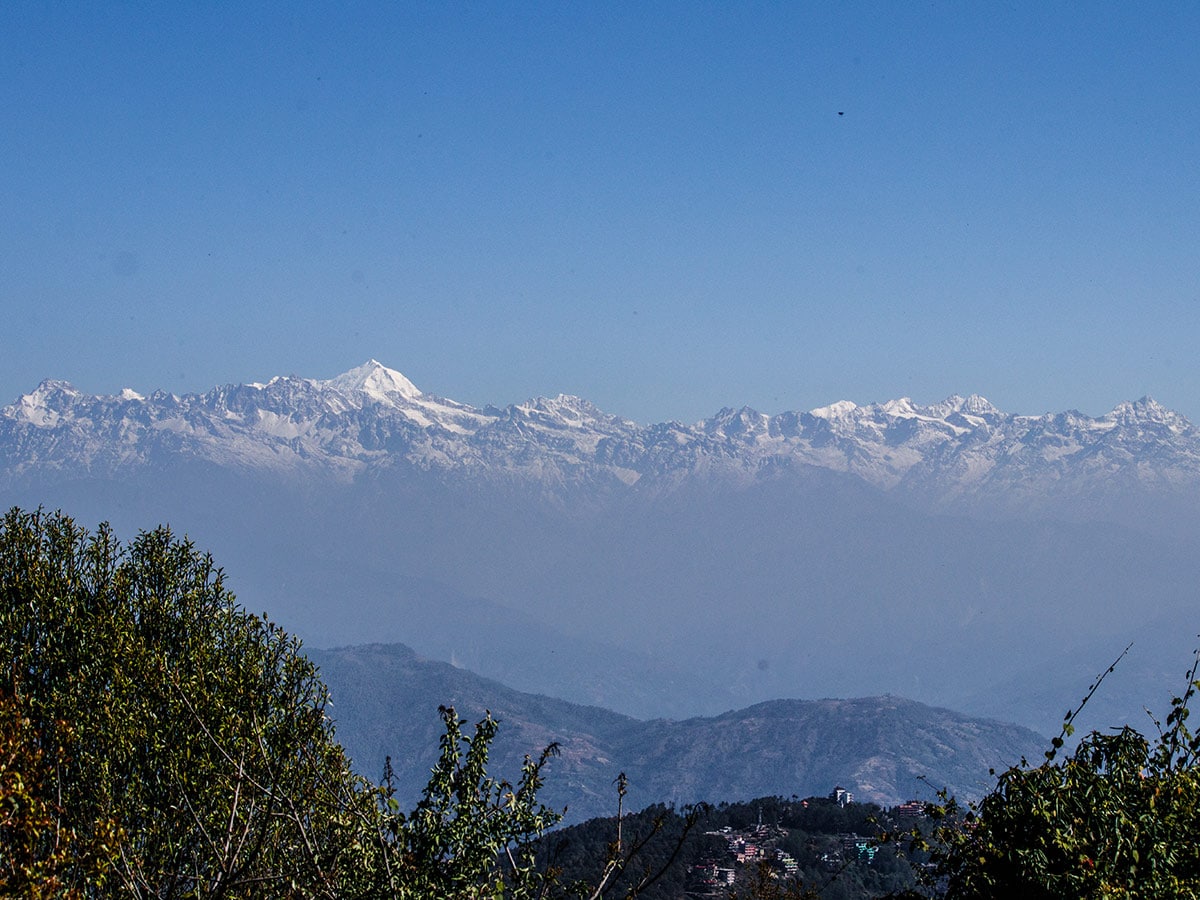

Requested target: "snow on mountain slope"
[
  {"left": 4, "top": 361, "right": 1200, "bottom": 513},
  {"left": 322, "top": 358, "right": 422, "bottom": 402}
]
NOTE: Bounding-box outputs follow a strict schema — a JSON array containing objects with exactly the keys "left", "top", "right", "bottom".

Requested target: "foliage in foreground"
[
  {"left": 388, "top": 705, "right": 563, "bottom": 898},
  {"left": 914, "top": 649, "right": 1200, "bottom": 899},
  {"left": 0, "top": 688, "right": 122, "bottom": 898},
  {"left": 8, "top": 504, "right": 1200, "bottom": 900},
  {"left": 0, "top": 507, "right": 559, "bottom": 898}
]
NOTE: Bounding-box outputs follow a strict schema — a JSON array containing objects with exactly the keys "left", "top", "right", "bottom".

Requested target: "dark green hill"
[{"left": 312, "top": 643, "right": 1046, "bottom": 824}]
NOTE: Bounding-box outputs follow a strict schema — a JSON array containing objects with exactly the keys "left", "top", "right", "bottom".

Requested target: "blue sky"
[{"left": 3, "top": 2, "right": 1199, "bottom": 423}]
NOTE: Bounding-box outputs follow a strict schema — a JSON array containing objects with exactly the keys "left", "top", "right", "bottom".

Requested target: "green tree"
[
  {"left": 0, "top": 688, "right": 121, "bottom": 898},
  {"left": 384, "top": 705, "right": 562, "bottom": 899},
  {"left": 0, "top": 507, "right": 384, "bottom": 897},
  {"left": 917, "top": 649, "right": 1200, "bottom": 899}
]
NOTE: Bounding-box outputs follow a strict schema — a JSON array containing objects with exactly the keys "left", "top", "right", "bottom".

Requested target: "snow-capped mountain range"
[{"left": 4, "top": 360, "right": 1198, "bottom": 516}]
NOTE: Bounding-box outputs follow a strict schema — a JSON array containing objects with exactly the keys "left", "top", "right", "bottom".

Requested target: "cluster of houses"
[
  {"left": 686, "top": 789, "right": 926, "bottom": 896},
  {"left": 691, "top": 819, "right": 797, "bottom": 892}
]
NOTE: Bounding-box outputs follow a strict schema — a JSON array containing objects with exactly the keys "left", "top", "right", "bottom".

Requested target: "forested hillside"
[{"left": 535, "top": 795, "right": 921, "bottom": 900}]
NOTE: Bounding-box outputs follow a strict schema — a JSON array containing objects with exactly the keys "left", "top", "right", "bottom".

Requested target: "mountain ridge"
[
  {"left": 6, "top": 361, "right": 1198, "bottom": 519},
  {"left": 310, "top": 641, "right": 1048, "bottom": 823}
]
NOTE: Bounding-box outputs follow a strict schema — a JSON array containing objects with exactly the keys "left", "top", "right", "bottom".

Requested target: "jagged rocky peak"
[
  {"left": 322, "top": 360, "right": 422, "bottom": 403},
  {"left": 1110, "top": 396, "right": 1166, "bottom": 419},
  {"left": 509, "top": 394, "right": 634, "bottom": 432},
  {"left": 1105, "top": 396, "right": 1192, "bottom": 433},
  {"left": 10, "top": 379, "right": 84, "bottom": 427},
  {"left": 811, "top": 395, "right": 1001, "bottom": 423},
  {"left": 520, "top": 393, "right": 592, "bottom": 417},
  {"left": 878, "top": 397, "right": 918, "bottom": 417},
  {"left": 927, "top": 394, "right": 1001, "bottom": 419},
  {"left": 704, "top": 406, "right": 769, "bottom": 437},
  {"left": 22, "top": 378, "right": 82, "bottom": 402},
  {"left": 955, "top": 394, "right": 1000, "bottom": 416}
]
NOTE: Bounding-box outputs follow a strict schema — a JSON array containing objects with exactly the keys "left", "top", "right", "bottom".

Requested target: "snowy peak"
[
  {"left": 513, "top": 394, "right": 629, "bottom": 431},
  {"left": 1105, "top": 396, "right": 1184, "bottom": 426},
  {"left": 22, "top": 378, "right": 81, "bottom": 404},
  {"left": 704, "top": 406, "right": 769, "bottom": 439},
  {"left": 878, "top": 398, "right": 918, "bottom": 417},
  {"left": 322, "top": 360, "right": 422, "bottom": 404},
  {"left": 804, "top": 394, "right": 999, "bottom": 431},
  {"left": 3, "top": 365, "right": 1199, "bottom": 513},
  {"left": 873, "top": 394, "right": 999, "bottom": 421},
  {"left": 947, "top": 394, "right": 1000, "bottom": 416},
  {"left": 810, "top": 400, "right": 859, "bottom": 421},
  {"left": 9, "top": 379, "right": 83, "bottom": 427}
]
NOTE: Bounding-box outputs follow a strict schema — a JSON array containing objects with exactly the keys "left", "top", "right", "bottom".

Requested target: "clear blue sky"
[{"left": 3, "top": 2, "right": 1198, "bottom": 423}]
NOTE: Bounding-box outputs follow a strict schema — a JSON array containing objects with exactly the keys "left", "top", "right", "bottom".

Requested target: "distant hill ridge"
[{"left": 310, "top": 643, "right": 1047, "bottom": 824}]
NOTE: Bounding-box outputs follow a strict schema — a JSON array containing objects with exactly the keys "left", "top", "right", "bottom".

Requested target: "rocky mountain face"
[
  {"left": 311, "top": 643, "right": 1047, "bottom": 824},
  {"left": 3, "top": 361, "right": 1198, "bottom": 734}
]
